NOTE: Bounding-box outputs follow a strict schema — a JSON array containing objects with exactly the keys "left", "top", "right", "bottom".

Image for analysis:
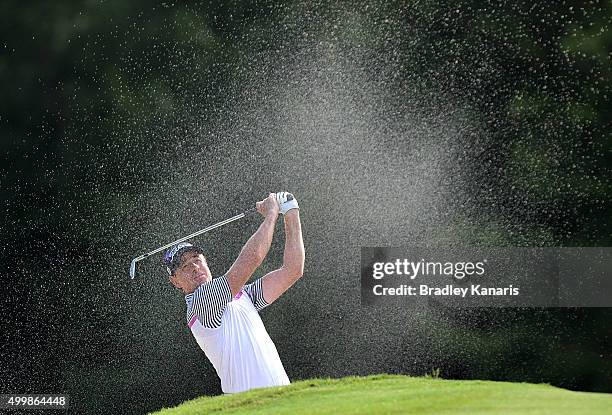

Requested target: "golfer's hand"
[
  {"left": 275, "top": 192, "right": 299, "bottom": 215},
  {"left": 256, "top": 193, "right": 280, "bottom": 218}
]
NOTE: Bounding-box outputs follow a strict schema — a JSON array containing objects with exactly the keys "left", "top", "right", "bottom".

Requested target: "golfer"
[{"left": 163, "top": 192, "right": 304, "bottom": 394}]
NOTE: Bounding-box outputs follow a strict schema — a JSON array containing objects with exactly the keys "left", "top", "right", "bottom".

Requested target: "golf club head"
[{"left": 130, "top": 259, "right": 137, "bottom": 279}]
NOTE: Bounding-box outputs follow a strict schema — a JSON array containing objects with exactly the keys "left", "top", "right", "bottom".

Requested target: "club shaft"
[
  {"left": 136, "top": 210, "right": 252, "bottom": 262},
  {"left": 130, "top": 207, "right": 257, "bottom": 281}
]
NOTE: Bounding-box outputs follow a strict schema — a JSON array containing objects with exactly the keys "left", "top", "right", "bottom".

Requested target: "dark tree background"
[{"left": 1, "top": 1, "right": 610, "bottom": 414}]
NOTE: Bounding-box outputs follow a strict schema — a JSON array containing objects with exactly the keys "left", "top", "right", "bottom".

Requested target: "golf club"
[{"left": 129, "top": 206, "right": 257, "bottom": 279}]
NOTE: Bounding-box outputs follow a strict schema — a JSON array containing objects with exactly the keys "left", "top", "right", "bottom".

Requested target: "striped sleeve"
[
  {"left": 243, "top": 278, "right": 270, "bottom": 312},
  {"left": 187, "top": 275, "right": 232, "bottom": 329}
]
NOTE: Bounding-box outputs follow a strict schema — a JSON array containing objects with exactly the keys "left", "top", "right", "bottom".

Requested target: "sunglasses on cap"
[{"left": 163, "top": 242, "right": 204, "bottom": 276}]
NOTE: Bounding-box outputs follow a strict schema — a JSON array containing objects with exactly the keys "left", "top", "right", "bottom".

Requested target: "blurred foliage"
[{"left": 2, "top": 0, "right": 609, "bottom": 242}]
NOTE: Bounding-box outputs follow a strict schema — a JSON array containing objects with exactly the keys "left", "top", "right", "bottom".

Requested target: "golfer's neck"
[{"left": 184, "top": 283, "right": 199, "bottom": 295}]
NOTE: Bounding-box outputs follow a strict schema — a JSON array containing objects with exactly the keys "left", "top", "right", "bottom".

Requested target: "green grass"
[{"left": 151, "top": 374, "right": 612, "bottom": 415}]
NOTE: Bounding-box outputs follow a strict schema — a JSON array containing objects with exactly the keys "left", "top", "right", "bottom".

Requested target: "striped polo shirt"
[{"left": 185, "top": 276, "right": 290, "bottom": 394}]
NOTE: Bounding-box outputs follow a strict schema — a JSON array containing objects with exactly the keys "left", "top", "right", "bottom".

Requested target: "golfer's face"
[{"left": 175, "top": 251, "right": 211, "bottom": 285}]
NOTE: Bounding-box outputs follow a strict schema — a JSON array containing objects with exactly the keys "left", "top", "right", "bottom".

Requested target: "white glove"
[{"left": 275, "top": 192, "right": 299, "bottom": 215}]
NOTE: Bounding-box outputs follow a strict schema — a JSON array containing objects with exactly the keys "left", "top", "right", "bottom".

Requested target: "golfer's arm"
[
  {"left": 261, "top": 210, "right": 304, "bottom": 304},
  {"left": 225, "top": 215, "right": 277, "bottom": 297}
]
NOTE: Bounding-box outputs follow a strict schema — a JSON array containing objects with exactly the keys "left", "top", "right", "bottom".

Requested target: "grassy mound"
[{"left": 151, "top": 374, "right": 612, "bottom": 414}]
